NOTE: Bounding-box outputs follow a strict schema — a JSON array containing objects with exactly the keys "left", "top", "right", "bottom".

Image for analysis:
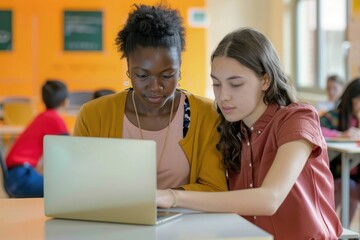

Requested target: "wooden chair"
[
  {"left": 67, "top": 91, "right": 93, "bottom": 114},
  {"left": 2, "top": 97, "right": 30, "bottom": 103},
  {"left": 2, "top": 97, "right": 34, "bottom": 126}
]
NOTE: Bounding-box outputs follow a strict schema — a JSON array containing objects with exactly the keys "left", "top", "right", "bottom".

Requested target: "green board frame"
[
  {"left": 0, "top": 10, "right": 12, "bottom": 51},
  {"left": 64, "top": 11, "right": 103, "bottom": 51}
]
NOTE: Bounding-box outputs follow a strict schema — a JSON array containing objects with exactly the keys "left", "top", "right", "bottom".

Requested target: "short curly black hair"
[{"left": 115, "top": 4, "right": 185, "bottom": 59}]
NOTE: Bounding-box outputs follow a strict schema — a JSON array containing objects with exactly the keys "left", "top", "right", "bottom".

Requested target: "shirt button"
[
  {"left": 254, "top": 216, "right": 257, "bottom": 220},
  {"left": 247, "top": 142, "right": 250, "bottom": 146},
  {"left": 250, "top": 127, "right": 254, "bottom": 131},
  {"left": 249, "top": 183, "right": 253, "bottom": 187},
  {"left": 249, "top": 163, "right": 252, "bottom": 167},
  {"left": 257, "top": 131, "right": 261, "bottom": 134}
]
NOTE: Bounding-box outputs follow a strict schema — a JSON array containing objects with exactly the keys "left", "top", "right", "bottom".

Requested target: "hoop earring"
[{"left": 124, "top": 71, "right": 130, "bottom": 86}]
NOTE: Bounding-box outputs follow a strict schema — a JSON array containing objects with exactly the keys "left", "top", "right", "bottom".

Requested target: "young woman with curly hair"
[{"left": 73, "top": 4, "right": 227, "bottom": 192}]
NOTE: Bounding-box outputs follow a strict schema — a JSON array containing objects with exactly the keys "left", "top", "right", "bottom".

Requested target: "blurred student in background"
[
  {"left": 317, "top": 74, "right": 345, "bottom": 115},
  {"left": 327, "top": 74, "right": 345, "bottom": 102},
  {"left": 321, "top": 77, "right": 360, "bottom": 139},
  {"left": 320, "top": 77, "right": 360, "bottom": 224},
  {"left": 73, "top": 4, "right": 227, "bottom": 192},
  {"left": 93, "top": 88, "right": 115, "bottom": 99},
  {"left": 5, "top": 80, "right": 69, "bottom": 197}
]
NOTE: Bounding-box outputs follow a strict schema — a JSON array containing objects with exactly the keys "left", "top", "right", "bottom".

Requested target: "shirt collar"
[{"left": 240, "top": 104, "right": 279, "bottom": 134}]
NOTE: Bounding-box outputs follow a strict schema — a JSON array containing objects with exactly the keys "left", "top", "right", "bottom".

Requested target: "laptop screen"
[{"left": 44, "top": 135, "right": 160, "bottom": 225}]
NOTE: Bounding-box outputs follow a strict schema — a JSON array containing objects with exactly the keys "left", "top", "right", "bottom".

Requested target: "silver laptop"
[{"left": 43, "top": 135, "right": 182, "bottom": 225}]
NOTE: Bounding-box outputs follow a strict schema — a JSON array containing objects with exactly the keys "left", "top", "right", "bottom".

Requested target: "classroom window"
[{"left": 295, "top": 0, "right": 347, "bottom": 91}]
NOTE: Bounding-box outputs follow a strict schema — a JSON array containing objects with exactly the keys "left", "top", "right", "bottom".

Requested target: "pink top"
[
  {"left": 123, "top": 93, "right": 190, "bottom": 189},
  {"left": 229, "top": 103, "right": 342, "bottom": 240},
  {"left": 321, "top": 118, "right": 358, "bottom": 137},
  {"left": 321, "top": 127, "right": 341, "bottom": 137}
]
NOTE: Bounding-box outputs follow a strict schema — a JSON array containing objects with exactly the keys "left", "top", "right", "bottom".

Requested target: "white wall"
[{"left": 205, "top": 0, "right": 290, "bottom": 97}]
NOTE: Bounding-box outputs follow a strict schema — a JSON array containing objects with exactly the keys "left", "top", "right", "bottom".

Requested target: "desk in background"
[
  {"left": 0, "top": 125, "right": 24, "bottom": 136},
  {"left": 326, "top": 141, "right": 360, "bottom": 228},
  {"left": 0, "top": 198, "right": 273, "bottom": 240}
]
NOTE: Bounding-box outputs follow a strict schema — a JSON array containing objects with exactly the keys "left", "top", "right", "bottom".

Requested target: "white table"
[
  {"left": 0, "top": 125, "right": 24, "bottom": 135},
  {"left": 326, "top": 141, "right": 360, "bottom": 228},
  {"left": 0, "top": 198, "right": 273, "bottom": 240}
]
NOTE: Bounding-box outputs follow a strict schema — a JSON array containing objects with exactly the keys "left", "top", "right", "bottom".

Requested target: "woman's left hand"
[{"left": 156, "top": 189, "right": 174, "bottom": 209}]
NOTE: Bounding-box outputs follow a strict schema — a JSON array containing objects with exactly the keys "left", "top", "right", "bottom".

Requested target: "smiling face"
[
  {"left": 211, "top": 56, "right": 270, "bottom": 127},
  {"left": 127, "top": 46, "right": 181, "bottom": 111}
]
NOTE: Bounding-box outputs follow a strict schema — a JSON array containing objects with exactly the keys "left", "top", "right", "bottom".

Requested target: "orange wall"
[{"left": 0, "top": 0, "right": 206, "bottom": 109}]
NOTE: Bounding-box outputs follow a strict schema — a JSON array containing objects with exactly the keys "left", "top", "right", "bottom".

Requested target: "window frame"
[{"left": 294, "top": 0, "right": 350, "bottom": 93}]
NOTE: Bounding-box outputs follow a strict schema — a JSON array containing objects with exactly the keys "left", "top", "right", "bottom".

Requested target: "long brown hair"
[
  {"left": 337, "top": 78, "right": 360, "bottom": 131},
  {"left": 212, "top": 28, "right": 297, "bottom": 172}
]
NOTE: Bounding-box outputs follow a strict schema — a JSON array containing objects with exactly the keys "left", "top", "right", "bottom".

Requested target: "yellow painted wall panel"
[
  {"left": 0, "top": 0, "right": 206, "bottom": 108},
  {"left": 0, "top": 3, "right": 35, "bottom": 97}
]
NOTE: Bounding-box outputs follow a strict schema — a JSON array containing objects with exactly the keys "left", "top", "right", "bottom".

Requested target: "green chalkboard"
[
  {"left": 0, "top": 10, "right": 12, "bottom": 51},
  {"left": 64, "top": 11, "right": 103, "bottom": 51}
]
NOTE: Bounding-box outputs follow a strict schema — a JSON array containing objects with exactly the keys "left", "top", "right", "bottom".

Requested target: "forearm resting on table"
[
  {"left": 171, "top": 140, "right": 311, "bottom": 216},
  {"left": 174, "top": 188, "right": 280, "bottom": 216}
]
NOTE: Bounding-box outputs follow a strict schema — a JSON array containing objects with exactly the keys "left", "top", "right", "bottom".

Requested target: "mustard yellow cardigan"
[{"left": 73, "top": 89, "right": 228, "bottom": 192}]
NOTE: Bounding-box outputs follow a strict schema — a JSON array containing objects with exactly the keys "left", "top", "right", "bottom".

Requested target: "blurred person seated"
[
  {"left": 5, "top": 80, "right": 69, "bottom": 198},
  {"left": 320, "top": 77, "right": 360, "bottom": 224},
  {"left": 317, "top": 74, "right": 345, "bottom": 116},
  {"left": 327, "top": 74, "right": 345, "bottom": 102},
  {"left": 93, "top": 89, "right": 115, "bottom": 99}
]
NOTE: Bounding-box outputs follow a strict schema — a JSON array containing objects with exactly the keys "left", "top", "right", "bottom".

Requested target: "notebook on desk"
[{"left": 43, "top": 135, "right": 182, "bottom": 225}]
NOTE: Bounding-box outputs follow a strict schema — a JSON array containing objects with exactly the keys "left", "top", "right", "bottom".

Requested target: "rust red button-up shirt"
[{"left": 229, "top": 103, "right": 342, "bottom": 240}]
